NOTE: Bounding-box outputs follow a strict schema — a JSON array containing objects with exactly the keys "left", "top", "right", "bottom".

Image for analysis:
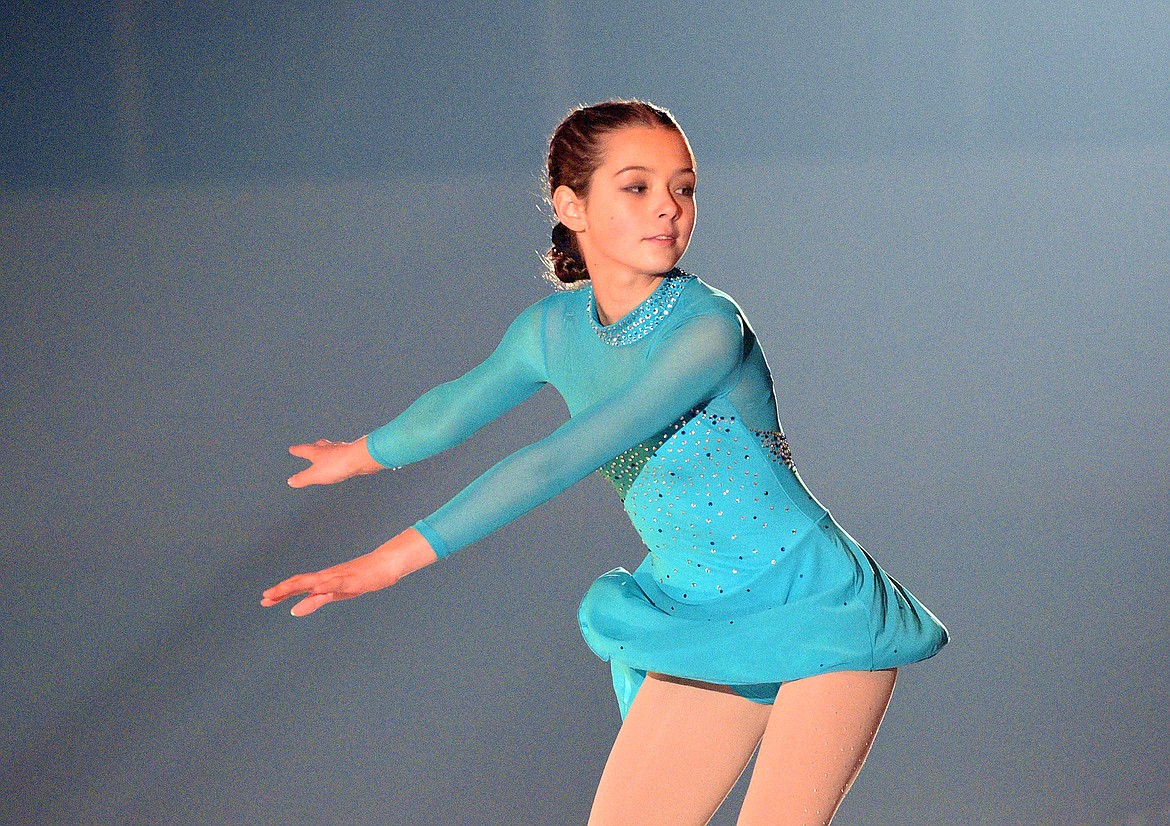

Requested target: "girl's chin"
[
  {"left": 591, "top": 249, "right": 686, "bottom": 280},
  {"left": 641, "top": 246, "right": 686, "bottom": 268}
]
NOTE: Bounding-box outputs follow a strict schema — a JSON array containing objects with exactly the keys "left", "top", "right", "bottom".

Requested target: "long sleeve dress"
[{"left": 367, "top": 271, "right": 948, "bottom": 717}]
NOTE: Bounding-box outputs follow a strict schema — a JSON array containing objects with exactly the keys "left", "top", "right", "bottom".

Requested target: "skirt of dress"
[{"left": 578, "top": 515, "right": 948, "bottom": 718}]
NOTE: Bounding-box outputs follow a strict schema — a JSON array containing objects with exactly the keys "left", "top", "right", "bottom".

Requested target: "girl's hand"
[
  {"left": 261, "top": 528, "right": 438, "bottom": 616},
  {"left": 287, "top": 436, "right": 383, "bottom": 487}
]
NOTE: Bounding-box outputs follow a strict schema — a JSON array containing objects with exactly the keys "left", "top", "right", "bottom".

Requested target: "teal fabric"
[{"left": 367, "top": 272, "right": 948, "bottom": 715}]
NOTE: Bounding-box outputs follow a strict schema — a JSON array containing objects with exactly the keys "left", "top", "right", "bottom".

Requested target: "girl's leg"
[
  {"left": 736, "top": 668, "right": 897, "bottom": 826},
  {"left": 589, "top": 673, "right": 772, "bottom": 826}
]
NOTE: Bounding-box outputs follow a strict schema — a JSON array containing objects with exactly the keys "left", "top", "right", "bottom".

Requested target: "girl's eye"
[
  {"left": 623, "top": 184, "right": 647, "bottom": 193},
  {"left": 676, "top": 185, "right": 696, "bottom": 197}
]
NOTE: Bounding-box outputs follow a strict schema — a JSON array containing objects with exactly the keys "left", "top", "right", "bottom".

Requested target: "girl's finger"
[
  {"left": 289, "top": 438, "right": 336, "bottom": 458},
  {"left": 287, "top": 468, "right": 314, "bottom": 488},
  {"left": 262, "top": 573, "right": 315, "bottom": 605},
  {"left": 288, "top": 443, "right": 316, "bottom": 459},
  {"left": 290, "top": 592, "right": 335, "bottom": 616}
]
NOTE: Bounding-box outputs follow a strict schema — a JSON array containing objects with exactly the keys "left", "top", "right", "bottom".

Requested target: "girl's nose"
[{"left": 656, "top": 190, "right": 682, "bottom": 219}]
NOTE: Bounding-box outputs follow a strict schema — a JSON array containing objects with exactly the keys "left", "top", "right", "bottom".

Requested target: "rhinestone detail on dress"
[
  {"left": 599, "top": 405, "right": 798, "bottom": 509},
  {"left": 754, "top": 429, "right": 796, "bottom": 470},
  {"left": 605, "top": 405, "right": 806, "bottom": 598},
  {"left": 704, "top": 410, "right": 796, "bottom": 470},
  {"left": 587, "top": 271, "right": 694, "bottom": 346}
]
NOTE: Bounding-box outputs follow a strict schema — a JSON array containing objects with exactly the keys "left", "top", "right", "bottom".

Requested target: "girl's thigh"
[
  {"left": 737, "top": 668, "right": 897, "bottom": 826},
  {"left": 589, "top": 673, "right": 772, "bottom": 826}
]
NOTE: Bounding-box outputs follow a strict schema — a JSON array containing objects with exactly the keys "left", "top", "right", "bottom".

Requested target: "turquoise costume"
[{"left": 368, "top": 272, "right": 947, "bottom": 717}]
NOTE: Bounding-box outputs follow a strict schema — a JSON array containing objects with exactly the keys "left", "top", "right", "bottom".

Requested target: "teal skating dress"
[{"left": 367, "top": 272, "right": 948, "bottom": 717}]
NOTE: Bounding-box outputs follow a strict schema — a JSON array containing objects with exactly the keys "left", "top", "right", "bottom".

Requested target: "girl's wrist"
[
  {"left": 351, "top": 436, "right": 385, "bottom": 476},
  {"left": 373, "top": 527, "right": 439, "bottom": 582}
]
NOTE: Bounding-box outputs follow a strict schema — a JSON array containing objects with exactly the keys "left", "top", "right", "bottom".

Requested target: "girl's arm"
[
  {"left": 416, "top": 310, "right": 743, "bottom": 557},
  {"left": 363, "top": 302, "right": 547, "bottom": 469},
  {"left": 265, "top": 303, "right": 548, "bottom": 614},
  {"left": 263, "top": 308, "right": 742, "bottom": 615},
  {"left": 286, "top": 302, "right": 548, "bottom": 488}
]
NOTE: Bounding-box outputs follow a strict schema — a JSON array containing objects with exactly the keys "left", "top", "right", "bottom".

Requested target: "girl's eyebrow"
[{"left": 613, "top": 165, "right": 696, "bottom": 176}]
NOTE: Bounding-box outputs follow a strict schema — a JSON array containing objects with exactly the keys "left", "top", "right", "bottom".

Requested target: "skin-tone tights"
[{"left": 588, "top": 669, "right": 897, "bottom": 826}]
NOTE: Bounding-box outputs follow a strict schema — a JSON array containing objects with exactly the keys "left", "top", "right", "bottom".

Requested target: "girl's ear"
[{"left": 553, "top": 185, "right": 587, "bottom": 232}]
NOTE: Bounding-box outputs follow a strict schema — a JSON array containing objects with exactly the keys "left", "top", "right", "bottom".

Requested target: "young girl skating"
[{"left": 263, "top": 99, "right": 947, "bottom": 825}]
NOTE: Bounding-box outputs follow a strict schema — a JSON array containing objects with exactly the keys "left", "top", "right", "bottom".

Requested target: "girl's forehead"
[{"left": 598, "top": 126, "right": 696, "bottom": 171}]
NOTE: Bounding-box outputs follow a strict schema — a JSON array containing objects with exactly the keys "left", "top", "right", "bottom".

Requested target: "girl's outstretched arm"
[
  {"left": 364, "top": 302, "right": 547, "bottom": 469},
  {"left": 261, "top": 527, "right": 438, "bottom": 616},
  {"left": 416, "top": 308, "right": 745, "bottom": 558},
  {"left": 267, "top": 304, "right": 544, "bottom": 614}
]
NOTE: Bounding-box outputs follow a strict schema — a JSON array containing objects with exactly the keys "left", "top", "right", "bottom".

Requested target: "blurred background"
[{"left": 3, "top": 2, "right": 1168, "bottom": 824}]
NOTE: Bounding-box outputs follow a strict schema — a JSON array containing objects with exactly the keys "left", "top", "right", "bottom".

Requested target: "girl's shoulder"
[
  {"left": 674, "top": 274, "right": 748, "bottom": 327},
  {"left": 503, "top": 284, "right": 587, "bottom": 328},
  {"left": 528, "top": 281, "right": 591, "bottom": 315}
]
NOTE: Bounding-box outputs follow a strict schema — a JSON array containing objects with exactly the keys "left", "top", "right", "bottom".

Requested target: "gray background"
[{"left": 3, "top": 3, "right": 1168, "bottom": 824}]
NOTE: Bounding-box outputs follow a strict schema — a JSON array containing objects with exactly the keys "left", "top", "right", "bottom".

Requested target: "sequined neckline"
[{"left": 587, "top": 271, "right": 694, "bottom": 347}]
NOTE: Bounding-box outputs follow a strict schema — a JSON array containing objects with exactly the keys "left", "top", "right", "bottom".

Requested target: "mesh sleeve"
[
  {"left": 416, "top": 311, "right": 744, "bottom": 557},
  {"left": 366, "top": 303, "right": 546, "bottom": 469}
]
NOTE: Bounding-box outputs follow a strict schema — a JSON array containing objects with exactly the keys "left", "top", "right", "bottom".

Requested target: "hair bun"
[
  {"left": 547, "top": 222, "right": 589, "bottom": 285},
  {"left": 551, "top": 222, "right": 574, "bottom": 254}
]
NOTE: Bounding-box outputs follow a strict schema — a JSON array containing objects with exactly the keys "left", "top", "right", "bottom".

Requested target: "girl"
[{"left": 262, "top": 100, "right": 947, "bottom": 825}]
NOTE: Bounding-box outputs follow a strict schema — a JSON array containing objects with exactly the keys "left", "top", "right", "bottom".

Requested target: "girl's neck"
[{"left": 590, "top": 269, "right": 668, "bottom": 326}]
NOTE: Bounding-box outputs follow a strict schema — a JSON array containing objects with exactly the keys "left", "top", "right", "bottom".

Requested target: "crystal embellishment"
[
  {"left": 755, "top": 428, "right": 796, "bottom": 471},
  {"left": 587, "top": 271, "right": 694, "bottom": 346}
]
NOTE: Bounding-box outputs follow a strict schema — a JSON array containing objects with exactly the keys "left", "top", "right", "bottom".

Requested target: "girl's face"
[{"left": 559, "top": 125, "right": 696, "bottom": 283}]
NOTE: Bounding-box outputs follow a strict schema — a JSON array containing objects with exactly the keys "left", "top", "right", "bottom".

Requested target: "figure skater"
[{"left": 262, "top": 99, "right": 947, "bottom": 825}]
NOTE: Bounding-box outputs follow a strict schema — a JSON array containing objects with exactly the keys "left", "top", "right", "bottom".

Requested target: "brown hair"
[{"left": 545, "top": 100, "right": 685, "bottom": 286}]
